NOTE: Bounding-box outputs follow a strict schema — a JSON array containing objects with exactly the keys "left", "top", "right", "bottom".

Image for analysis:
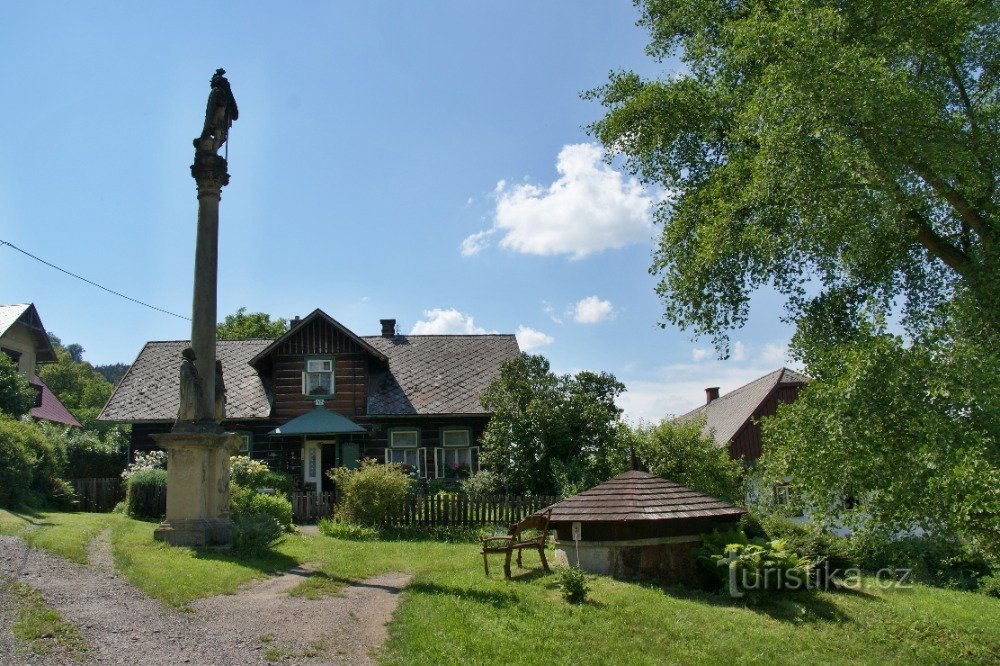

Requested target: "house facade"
[
  {"left": 98, "top": 309, "right": 520, "bottom": 490},
  {"left": 0, "top": 303, "right": 81, "bottom": 427}
]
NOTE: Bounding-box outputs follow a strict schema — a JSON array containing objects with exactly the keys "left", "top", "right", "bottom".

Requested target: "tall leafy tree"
[
  {"left": 634, "top": 417, "right": 743, "bottom": 503},
  {"left": 479, "top": 354, "right": 630, "bottom": 495},
  {"left": 589, "top": 0, "right": 999, "bottom": 344},
  {"left": 38, "top": 338, "right": 114, "bottom": 430},
  {"left": 589, "top": 0, "right": 1000, "bottom": 548},
  {"left": 217, "top": 307, "right": 288, "bottom": 340},
  {"left": 763, "top": 298, "right": 1000, "bottom": 562}
]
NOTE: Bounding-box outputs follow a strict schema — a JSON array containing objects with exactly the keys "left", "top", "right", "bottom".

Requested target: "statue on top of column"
[{"left": 196, "top": 68, "right": 239, "bottom": 154}]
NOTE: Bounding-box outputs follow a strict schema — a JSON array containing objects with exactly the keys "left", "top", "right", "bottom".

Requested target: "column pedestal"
[{"left": 152, "top": 431, "right": 242, "bottom": 547}]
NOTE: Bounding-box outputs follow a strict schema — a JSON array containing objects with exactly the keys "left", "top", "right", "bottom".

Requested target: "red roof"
[{"left": 29, "top": 376, "right": 82, "bottom": 427}]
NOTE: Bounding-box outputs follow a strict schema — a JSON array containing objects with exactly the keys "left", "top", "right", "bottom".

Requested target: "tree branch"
[{"left": 906, "top": 160, "right": 993, "bottom": 239}]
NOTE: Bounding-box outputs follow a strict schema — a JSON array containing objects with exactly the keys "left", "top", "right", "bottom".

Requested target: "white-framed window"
[
  {"left": 302, "top": 357, "right": 335, "bottom": 396},
  {"left": 389, "top": 429, "right": 419, "bottom": 448},
  {"left": 434, "top": 446, "right": 479, "bottom": 479},
  {"left": 441, "top": 428, "right": 471, "bottom": 448},
  {"left": 386, "top": 429, "right": 425, "bottom": 478}
]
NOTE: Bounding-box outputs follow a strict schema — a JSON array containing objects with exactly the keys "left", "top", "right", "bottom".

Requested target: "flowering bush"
[
  {"left": 121, "top": 450, "right": 166, "bottom": 480},
  {"left": 230, "top": 455, "right": 295, "bottom": 494},
  {"left": 328, "top": 458, "right": 411, "bottom": 525}
]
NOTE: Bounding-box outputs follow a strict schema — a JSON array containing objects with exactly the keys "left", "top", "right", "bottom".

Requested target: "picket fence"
[
  {"left": 69, "top": 479, "right": 556, "bottom": 530},
  {"left": 287, "top": 491, "right": 558, "bottom": 527}
]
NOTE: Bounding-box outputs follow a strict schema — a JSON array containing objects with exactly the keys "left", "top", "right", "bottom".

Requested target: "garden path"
[{"left": 0, "top": 535, "right": 411, "bottom": 665}]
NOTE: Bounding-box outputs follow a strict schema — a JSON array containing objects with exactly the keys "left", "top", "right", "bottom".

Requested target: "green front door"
[{"left": 341, "top": 441, "right": 361, "bottom": 469}]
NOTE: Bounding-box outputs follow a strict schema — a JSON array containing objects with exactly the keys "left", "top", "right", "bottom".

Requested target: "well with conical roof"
[{"left": 543, "top": 471, "right": 745, "bottom": 583}]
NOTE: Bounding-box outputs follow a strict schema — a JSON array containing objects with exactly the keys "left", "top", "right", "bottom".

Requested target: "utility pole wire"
[{"left": 0, "top": 239, "right": 191, "bottom": 321}]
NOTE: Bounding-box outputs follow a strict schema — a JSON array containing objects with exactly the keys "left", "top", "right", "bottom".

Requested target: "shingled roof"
[
  {"left": 99, "top": 340, "right": 273, "bottom": 422},
  {"left": 363, "top": 334, "right": 520, "bottom": 415},
  {"left": 675, "top": 367, "right": 809, "bottom": 445},
  {"left": 544, "top": 471, "right": 745, "bottom": 523},
  {"left": 99, "top": 333, "right": 521, "bottom": 422}
]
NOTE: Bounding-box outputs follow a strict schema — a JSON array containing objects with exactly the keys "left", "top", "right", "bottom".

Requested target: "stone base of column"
[
  {"left": 153, "top": 518, "right": 234, "bottom": 547},
  {"left": 152, "top": 430, "right": 242, "bottom": 547}
]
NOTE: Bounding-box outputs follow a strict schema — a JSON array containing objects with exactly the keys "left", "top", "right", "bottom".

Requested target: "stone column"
[
  {"left": 189, "top": 152, "right": 229, "bottom": 423},
  {"left": 153, "top": 152, "right": 235, "bottom": 548}
]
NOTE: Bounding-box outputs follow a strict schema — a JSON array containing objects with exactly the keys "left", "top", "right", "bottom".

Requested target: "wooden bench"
[{"left": 481, "top": 508, "right": 552, "bottom": 578}]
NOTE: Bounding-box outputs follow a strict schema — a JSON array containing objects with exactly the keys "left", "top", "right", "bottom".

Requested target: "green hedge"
[
  {"left": 0, "top": 417, "right": 71, "bottom": 509},
  {"left": 125, "top": 468, "right": 167, "bottom": 520},
  {"left": 230, "top": 485, "right": 293, "bottom": 530}
]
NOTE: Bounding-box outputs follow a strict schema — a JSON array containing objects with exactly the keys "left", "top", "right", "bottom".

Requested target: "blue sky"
[{"left": 0, "top": 2, "right": 796, "bottom": 421}]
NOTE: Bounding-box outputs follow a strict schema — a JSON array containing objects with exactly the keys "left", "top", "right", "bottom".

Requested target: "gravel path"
[
  {"left": 193, "top": 568, "right": 412, "bottom": 664},
  {"left": 0, "top": 535, "right": 412, "bottom": 665}
]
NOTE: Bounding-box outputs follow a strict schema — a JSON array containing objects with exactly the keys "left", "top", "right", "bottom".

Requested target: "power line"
[{"left": 0, "top": 239, "right": 190, "bottom": 321}]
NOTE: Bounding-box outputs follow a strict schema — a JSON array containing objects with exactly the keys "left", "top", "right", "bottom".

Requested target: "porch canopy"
[{"left": 269, "top": 406, "right": 366, "bottom": 436}]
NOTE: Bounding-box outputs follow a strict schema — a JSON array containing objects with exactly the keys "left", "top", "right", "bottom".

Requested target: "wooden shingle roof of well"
[{"left": 544, "top": 470, "right": 746, "bottom": 523}]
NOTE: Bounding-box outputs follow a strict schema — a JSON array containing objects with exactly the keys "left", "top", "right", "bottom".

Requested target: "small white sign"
[
  {"left": 314, "top": 399, "right": 325, "bottom": 406},
  {"left": 572, "top": 521, "right": 582, "bottom": 542}
]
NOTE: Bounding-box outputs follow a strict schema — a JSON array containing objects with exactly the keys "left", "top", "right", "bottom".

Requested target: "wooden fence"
[
  {"left": 287, "top": 492, "right": 557, "bottom": 527},
  {"left": 391, "top": 494, "right": 558, "bottom": 528},
  {"left": 289, "top": 491, "right": 336, "bottom": 523},
  {"left": 70, "top": 480, "right": 556, "bottom": 529},
  {"left": 69, "top": 477, "right": 125, "bottom": 512}
]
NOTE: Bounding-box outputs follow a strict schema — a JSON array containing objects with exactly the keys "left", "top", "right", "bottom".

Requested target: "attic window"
[{"left": 302, "top": 357, "right": 335, "bottom": 397}]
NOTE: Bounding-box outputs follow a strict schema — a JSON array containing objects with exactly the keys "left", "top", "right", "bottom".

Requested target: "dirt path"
[
  {"left": 0, "top": 535, "right": 412, "bottom": 665},
  {"left": 193, "top": 567, "right": 412, "bottom": 664}
]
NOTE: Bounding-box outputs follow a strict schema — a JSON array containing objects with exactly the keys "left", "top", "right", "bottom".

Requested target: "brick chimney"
[
  {"left": 380, "top": 319, "right": 396, "bottom": 338},
  {"left": 290, "top": 316, "right": 301, "bottom": 328},
  {"left": 705, "top": 387, "right": 720, "bottom": 403}
]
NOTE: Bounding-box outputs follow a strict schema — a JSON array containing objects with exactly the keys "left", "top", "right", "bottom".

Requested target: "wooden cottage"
[
  {"left": 675, "top": 368, "right": 809, "bottom": 462},
  {"left": 545, "top": 471, "right": 745, "bottom": 583},
  {"left": 98, "top": 309, "right": 520, "bottom": 489}
]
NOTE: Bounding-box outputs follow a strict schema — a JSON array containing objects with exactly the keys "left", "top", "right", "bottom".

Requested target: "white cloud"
[
  {"left": 732, "top": 340, "right": 747, "bottom": 362},
  {"left": 573, "top": 296, "right": 615, "bottom": 324},
  {"left": 617, "top": 339, "right": 802, "bottom": 422},
  {"left": 462, "top": 143, "right": 655, "bottom": 259},
  {"left": 541, "top": 300, "right": 563, "bottom": 324},
  {"left": 410, "top": 308, "right": 488, "bottom": 335},
  {"left": 460, "top": 229, "right": 495, "bottom": 257},
  {"left": 515, "top": 325, "right": 554, "bottom": 351},
  {"left": 760, "top": 342, "right": 789, "bottom": 365},
  {"left": 691, "top": 348, "right": 710, "bottom": 361}
]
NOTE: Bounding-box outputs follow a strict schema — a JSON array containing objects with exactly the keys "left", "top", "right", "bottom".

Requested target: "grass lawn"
[{"left": 3, "top": 509, "right": 998, "bottom": 664}]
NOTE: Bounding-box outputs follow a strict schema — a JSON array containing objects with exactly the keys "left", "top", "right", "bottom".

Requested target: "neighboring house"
[
  {"left": 0, "top": 303, "right": 82, "bottom": 427},
  {"left": 99, "top": 309, "right": 520, "bottom": 490},
  {"left": 675, "top": 367, "right": 810, "bottom": 463}
]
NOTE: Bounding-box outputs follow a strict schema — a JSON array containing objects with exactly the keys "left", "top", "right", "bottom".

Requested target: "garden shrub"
[
  {"left": 557, "top": 566, "right": 590, "bottom": 604},
  {"left": 125, "top": 468, "right": 167, "bottom": 520},
  {"left": 0, "top": 418, "right": 36, "bottom": 507},
  {"left": 62, "top": 428, "right": 127, "bottom": 478},
  {"left": 230, "top": 485, "right": 293, "bottom": 530},
  {"left": 849, "top": 529, "right": 990, "bottom": 589},
  {"left": 978, "top": 574, "right": 1000, "bottom": 598},
  {"left": 697, "top": 529, "right": 812, "bottom": 599},
  {"left": 328, "top": 458, "right": 410, "bottom": 526},
  {"left": 460, "top": 469, "right": 503, "bottom": 499},
  {"left": 760, "top": 515, "right": 855, "bottom": 583},
  {"left": 318, "top": 519, "right": 380, "bottom": 541},
  {"left": 231, "top": 513, "right": 284, "bottom": 558},
  {"left": 0, "top": 416, "right": 71, "bottom": 509}
]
